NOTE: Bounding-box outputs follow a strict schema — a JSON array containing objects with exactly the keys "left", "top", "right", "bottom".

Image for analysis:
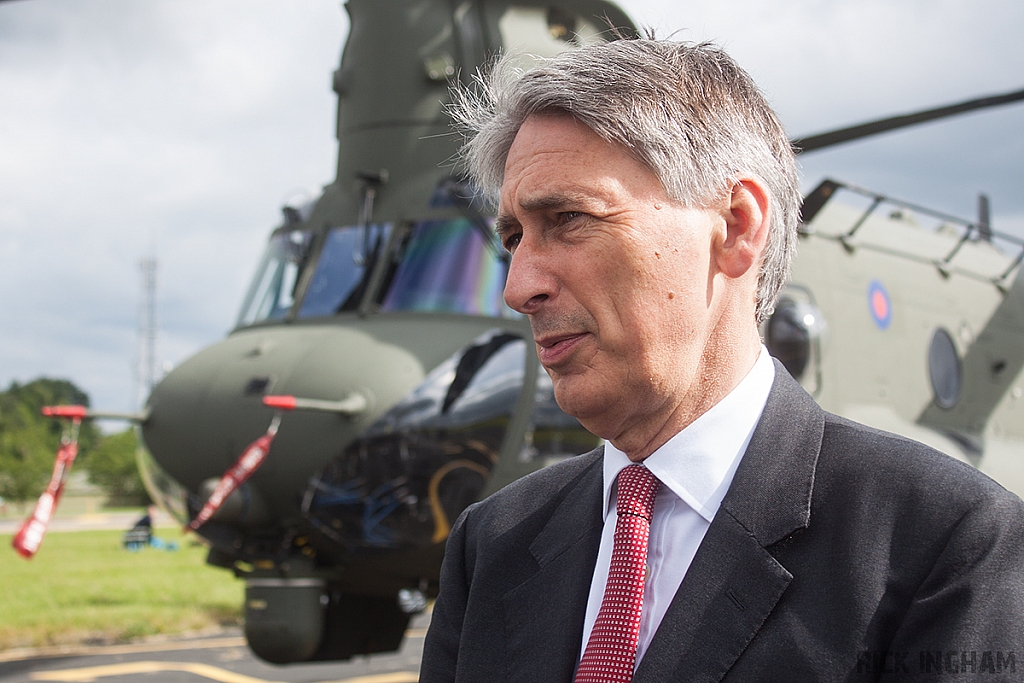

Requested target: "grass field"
[{"left": 0, "top": 527, "right": 243, "bottom": 650}]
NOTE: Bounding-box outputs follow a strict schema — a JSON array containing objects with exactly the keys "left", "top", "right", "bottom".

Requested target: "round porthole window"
[
  {"left": 928, "top": 327, "right": 961, "bottom": 409},
  {"left": 766, "top": 298, "right": 824, "bottom": 380}
]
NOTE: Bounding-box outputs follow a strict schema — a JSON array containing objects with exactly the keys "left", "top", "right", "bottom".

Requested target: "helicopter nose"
[{"left": 139, "top": 325, "right": 427, "bottom": 521}]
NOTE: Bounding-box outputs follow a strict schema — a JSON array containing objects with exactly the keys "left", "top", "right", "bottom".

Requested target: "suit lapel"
[
  {"left": 501, "top": 451, "right": 604, "bottom": 683},
  {"left": 635, "top": 364, "right": 825, "bottom": 683}
]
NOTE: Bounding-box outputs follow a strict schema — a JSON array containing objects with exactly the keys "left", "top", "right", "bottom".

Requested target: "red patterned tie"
[{"left": 574, "top": 464, "right": 661, "bottom": 683}]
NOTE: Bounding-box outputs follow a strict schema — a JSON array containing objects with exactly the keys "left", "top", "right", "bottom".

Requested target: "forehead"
[{"left": 499, "top": 114, "right": 664, "bottom": 211}]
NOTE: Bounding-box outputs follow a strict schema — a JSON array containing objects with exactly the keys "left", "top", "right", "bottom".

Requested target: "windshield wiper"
[{"left": 440, "top": 178, "right": 508, "bottom": 263}]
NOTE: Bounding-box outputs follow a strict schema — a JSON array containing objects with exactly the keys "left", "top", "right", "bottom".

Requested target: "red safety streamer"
[
  {"left": 187, "top": 414, "right": 281, "bottom": 532},
  {"left": 12, "top": 416, "right": 81, "bottom": 559}
]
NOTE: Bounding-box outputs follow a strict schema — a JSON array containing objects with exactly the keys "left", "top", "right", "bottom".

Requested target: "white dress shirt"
[{"left": 579, "top": 347, "right": 776, "bottom": 666}]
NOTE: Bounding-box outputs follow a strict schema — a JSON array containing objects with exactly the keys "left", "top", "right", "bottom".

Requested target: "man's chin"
[{"left": 552, "top": 382, "right": 615, "bottom": 439}]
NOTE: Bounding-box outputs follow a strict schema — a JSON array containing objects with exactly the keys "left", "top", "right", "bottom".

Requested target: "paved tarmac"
[{"left": 0, "top": 614, "right": 429, "bottom": 683}]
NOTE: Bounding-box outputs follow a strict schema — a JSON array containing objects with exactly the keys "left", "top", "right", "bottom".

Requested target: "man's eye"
[
  {"left": 503, "top": 233, "right": 522, "bottom": 252},
  {"left": 561, "top": 211, "right": 584, "bottom": 223}
]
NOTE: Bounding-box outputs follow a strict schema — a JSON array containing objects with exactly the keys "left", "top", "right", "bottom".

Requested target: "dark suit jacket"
[{"left": 421, "top": 365, "right": 1024, "bottom": 682}]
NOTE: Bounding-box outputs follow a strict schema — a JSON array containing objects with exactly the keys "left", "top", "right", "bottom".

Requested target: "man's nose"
[{"left": 503, "top": 243, "right": 554, "bottom": 315}]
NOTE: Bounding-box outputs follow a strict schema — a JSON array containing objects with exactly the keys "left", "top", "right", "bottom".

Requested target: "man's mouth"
[{"left": 534, "top": 333, "right": 587, "bottom": 366}]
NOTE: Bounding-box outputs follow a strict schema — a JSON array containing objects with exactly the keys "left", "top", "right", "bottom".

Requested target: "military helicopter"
[
  {"left": 21, "top": 0, "right": 1024, "bottom": 666},
  {"left": 140, "top": 0, "right": 634, "bottom": 663}
]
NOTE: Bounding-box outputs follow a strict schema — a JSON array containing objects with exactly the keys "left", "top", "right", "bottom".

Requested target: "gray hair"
[{"left": 450, "top": 38, "right": 800, "bottom": 324}]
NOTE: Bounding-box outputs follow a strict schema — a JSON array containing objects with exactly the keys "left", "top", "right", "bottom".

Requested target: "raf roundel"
[{"left": 868, "top": 280, "right": 892, "bottom": 330}]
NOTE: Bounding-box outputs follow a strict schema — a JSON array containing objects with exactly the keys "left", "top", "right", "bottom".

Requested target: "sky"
[{"left": 0, "top": 0, "right": 1021, "bottom": 421}]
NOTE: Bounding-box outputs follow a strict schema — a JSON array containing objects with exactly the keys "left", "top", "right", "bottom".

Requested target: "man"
[{"left": 420, "top": 38, "right": 1024, "bottom": 682}]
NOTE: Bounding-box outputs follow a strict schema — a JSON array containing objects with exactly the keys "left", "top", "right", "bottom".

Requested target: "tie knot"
[{"left": 615, "top": 464, "right": 660, "bottom": 521}]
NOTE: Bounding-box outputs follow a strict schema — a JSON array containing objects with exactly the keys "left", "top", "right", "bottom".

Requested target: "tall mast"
[{"left": 135, "top": 257, "right": 157, "bottom": 410}]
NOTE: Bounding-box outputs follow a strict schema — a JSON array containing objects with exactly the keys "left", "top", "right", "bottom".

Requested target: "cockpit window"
[
  {"left": 498, "top": 6, "right": 606, "bottom": 66},
  {"left": 236, "top": 230, "right": 313, "bottom": 327},
  {"left": 379, "top": 219, "right": 511, "bottom": 317},
  {"left": 297, "top": 223, "right": 392, "bottom": 318}
]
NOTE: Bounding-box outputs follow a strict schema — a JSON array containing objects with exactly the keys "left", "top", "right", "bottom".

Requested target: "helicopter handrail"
[
  {"left": 997, "top": 248, "right": 1024, "bottom": 285},
  {"left": 839, "top": 195, "right": 883, "bottom": 248},
  {"left": 833, "top": 180, "right": 996, "bottom": 229},
  {"left": 937, "top": 223, "right": 976, "bottom": 271},
  {"left": 806, "top": 178, "right": 1024, "bottom": 288}
]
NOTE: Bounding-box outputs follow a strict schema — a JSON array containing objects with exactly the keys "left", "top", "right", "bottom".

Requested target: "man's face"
[{"left": 497, "top": 114, "right": 727, "bottom": 448}]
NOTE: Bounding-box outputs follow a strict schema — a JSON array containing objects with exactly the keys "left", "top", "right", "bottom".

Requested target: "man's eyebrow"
[
  {"left": 519, "top": 192, "right": 592, "bottom": 213},
  {"left": 495, "top": 192, "right": 599, "bottom": 242},
  {"left": 494, "top": 214, "right": 519, "bottom": 242},
  {"left": 497, "top": 193, "right": 594, "bottom": 229}
]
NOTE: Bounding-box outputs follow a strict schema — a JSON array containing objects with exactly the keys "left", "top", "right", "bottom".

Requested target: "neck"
[{"left": 613, "top": 326, "right": 763, "bottom": 462}]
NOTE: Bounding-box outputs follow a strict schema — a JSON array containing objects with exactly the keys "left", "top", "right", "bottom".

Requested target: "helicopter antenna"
[
  {"left": 135, "top": 257, "right": 158, "bottom": 411},
  {"left": 978, "top": 193, "right": 992, "bottom": 242}
]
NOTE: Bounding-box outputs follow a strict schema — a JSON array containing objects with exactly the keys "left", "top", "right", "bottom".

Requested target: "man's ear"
[{"left": 715, "top": 178, "right": 770, "bottom": 280}]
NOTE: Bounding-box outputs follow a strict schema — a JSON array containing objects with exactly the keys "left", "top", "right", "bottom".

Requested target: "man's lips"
[{"left": 535, "top": 333, "right": 587, "bottom": 366}]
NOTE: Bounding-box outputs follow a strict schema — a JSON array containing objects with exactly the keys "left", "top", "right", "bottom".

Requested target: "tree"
[
  {"left": 0, "top": 378, "right": 101, "bottom": 504},
  {"left": 85, "top": 428, "right": 151, "bottom": 507}
]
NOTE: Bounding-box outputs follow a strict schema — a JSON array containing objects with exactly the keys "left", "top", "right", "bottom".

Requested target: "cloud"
[
  {"left": 618, "top": 0, "right": 1024, "bottom": 223},
  {"left": 0, "top": 0, "right": 345, "bottom": 414}
]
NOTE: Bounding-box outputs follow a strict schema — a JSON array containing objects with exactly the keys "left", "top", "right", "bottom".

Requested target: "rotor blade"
[{"left": 792, "top": 86, "right": 1024, "bottom": 154}]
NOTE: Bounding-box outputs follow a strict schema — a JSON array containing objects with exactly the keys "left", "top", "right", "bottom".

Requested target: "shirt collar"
[{"left": 602, "top": 347, "right": 775, "bottom": 522}]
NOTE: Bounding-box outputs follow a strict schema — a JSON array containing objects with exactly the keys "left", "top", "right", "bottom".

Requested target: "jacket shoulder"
[
  {"left": 819, "top": 412, "right": 1017, "bottom": 503},
  {"left": 809, "top": 412, "right": 1024, "bottom": 576}
]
